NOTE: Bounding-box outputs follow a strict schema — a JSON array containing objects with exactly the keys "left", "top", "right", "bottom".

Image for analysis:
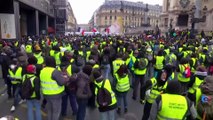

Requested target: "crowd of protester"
[{"left": 0, "top": 30, "right": 213, "bottom": 120}]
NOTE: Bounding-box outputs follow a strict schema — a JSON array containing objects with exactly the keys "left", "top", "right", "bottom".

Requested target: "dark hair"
[
  {"left": 28, "top": 56, "right": 37, "bottom": 64},
  {"left": 166, "top": 80, "right": 181, "bottom": 94},
  {"left": 82, "top": 65, "right": 93, "bottom": 76},
  {"left": 45, "top": 56, "right": 56, "bottom": 68},
  {"left": 117, "top": 64, "right": 128, "bottom": 77}
]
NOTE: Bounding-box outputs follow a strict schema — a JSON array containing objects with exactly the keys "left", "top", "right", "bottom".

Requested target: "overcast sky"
[{"left": 69, "top": 0, "right": 163, "bottom": 24}]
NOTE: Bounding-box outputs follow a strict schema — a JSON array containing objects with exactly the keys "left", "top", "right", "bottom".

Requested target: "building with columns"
[
  {"left": 160, "top": 0, "right": 213, "bottom": 33},
  {"left": 89, "top": 0, "right": 162, "bottom": 34}
]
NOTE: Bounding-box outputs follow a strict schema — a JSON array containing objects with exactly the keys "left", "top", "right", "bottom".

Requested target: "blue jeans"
[
  {"left": 27, "top": 100, "right": 42, "bottom": 120},
  {"left": 76, "top": 99, "right": 88, "bottom": 120},
  {"left": 116, "top": 91, "right": 128, "bottom": 108},
  {"left": 100, "top": 109, "right": 115, "bottom": 120},
  {"left": 102, "top": 64, "right": 110, "bottom": 79},
  {"left": 61, "top": 91, "right": 78, "bottom": 115}
]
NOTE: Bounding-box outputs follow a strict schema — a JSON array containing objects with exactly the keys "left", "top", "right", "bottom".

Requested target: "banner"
[{"left": 0, "top": 14, "right": 16, "bottom": 39}]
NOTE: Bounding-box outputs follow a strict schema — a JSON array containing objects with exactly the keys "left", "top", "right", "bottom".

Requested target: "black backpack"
[
  {"left": 136, "top": 58, "right": 147, "bottom": 70},
  {"left": 96, "top": 80, "right": 112, "bottom": 107},
  {"left": 21, "top": 75, "right": 35, "bottom": 99}
]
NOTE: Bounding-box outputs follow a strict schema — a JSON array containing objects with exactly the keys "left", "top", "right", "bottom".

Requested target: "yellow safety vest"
[
  {"left": 25, "top": 45, "right": 32, "bottom": 53},
  {"left": 177, "top": 64, "right": 190, "bottom": 83},
  {"left": 188, "top": 77, "right": 204, "bottom": 94},
  {"left": 49, "top": 49, "right": 55, "bottom": 57},
  {"left": 34, "top": 52, "right": 44, "bottom": 65},
  {"left": 94, "top": 79, "right": 117, "bottom": 107},
  {"left": 54, "top": 52, "right": 62, "bottom": 65},
  {"left": 86, "top": 51, "right": 91, "bottom": 61},
  {"left": 112, "top": 59, "right": 125, "bottom": 74},
  {"left": 22, "top": 74, "right": 37, "bottom": 98},
  {"left": 40, "top": 67, "right": 64, "bottom": 95},
  {"left": 58, "top": 65, "right": 72, "bottom": 77},
  {"left": 147, "top": 78, "right": 167, "bottom": 104},
  {"left": 157, "top": 94, "right": 188, "bottom": 120},
  {"left": 154, "top": 56, "right": 164, "bottom": 70},
  {"left": 191, "top": 58, "right": 197, "bottom": 73},
  {"left": 115, "top": 74, "right": 130, "bottom": 92},
  {"left": 8, "top": 67, "right": 22, "bottom": 84},
  {"left": 93, "top": 64, "right": 100, "bottom": 69},
  {"left": 134, "top": 58, "right": 148, "bottom": 75},
  {"left": 78, "top": 51, "right": 84, "bottom": 56}
]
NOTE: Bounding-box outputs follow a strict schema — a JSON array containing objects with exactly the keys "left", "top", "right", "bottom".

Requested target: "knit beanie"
[{"left": 166, "top": 80, "right": 181, "bottom": 94}]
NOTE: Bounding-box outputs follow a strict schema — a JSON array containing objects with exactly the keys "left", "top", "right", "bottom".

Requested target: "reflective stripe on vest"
[
  {"left": 79, "top": 51, "right": 84, "bottom": 56},
  {"left": 177, "top": 64, "right": 190, "bottom": 82},
  {"left": 50, "top": 50, "right": 55, "bottom": 57},
  {"left": 134, "top": 58, "right": 148, "bottom": 75},
  {"left": 34, "top": 52, "right": 44, "bottom": 65},
  {"left": 147, "top": 78, "right": 167, "bottom": 104},
  {"left": 40, "top": 67, "right": 64, "bottom": 95},
  {"left": 94, "top": 79, "right": 117, "bottom": 107},
  {"left": 23, "top": 74, "right": 37, "bottom": 98},
  {"left": 8, "top": 67, "right": 22, "bottom": 84},
  {"left": 115, "top": 74, "right": 130, "bottom": 92},
  {"left": 157, "top": 94, "right": 188, "bottom": 120},
  {"left": 154, "top": 56, "right": 164, "bottom": 70}
]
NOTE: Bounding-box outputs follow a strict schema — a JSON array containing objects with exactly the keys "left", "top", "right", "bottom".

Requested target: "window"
[
  {"left": 115, "top": 16, "right": 117, "bottom": 20},
  {"left": 110, "top": 10, "right": 112, "bottom": 13},
  {"left": 115, "top": 10, "right": 117, "bottom": 13},
  {"left": 105, "top": 16, "right": 107, "bottom": 20},
  {"left": 110, "top": 16, "right": 112, "bottom": 20}
]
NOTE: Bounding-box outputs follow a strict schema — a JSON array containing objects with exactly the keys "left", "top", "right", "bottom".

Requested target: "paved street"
[{"left": 0, "top": 87, "right": 145, "bottom": 120}]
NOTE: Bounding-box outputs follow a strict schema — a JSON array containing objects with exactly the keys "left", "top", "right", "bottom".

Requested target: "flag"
[
  {"left": 80, "top": 28, "right": 85, "bottom": 36},
  {"left": 92, "top": 28, "right": 97, "bottom": 33}
]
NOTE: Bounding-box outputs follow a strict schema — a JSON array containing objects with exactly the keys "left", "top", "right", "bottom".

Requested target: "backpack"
[
  {"left": 137, "top": 58, "right": 147, "bottom": 70},
  {"left": 96, "top": 80, "right": 112, "bottom": 107},
  {"left": 209, "top": 65, "right": 213, "bottom": 75},
  {"left": 21, "top": 76, "right": 35, "bottom": 99},
  {"left": 182, "top": 65, "right": 191, "bottom": 78}
]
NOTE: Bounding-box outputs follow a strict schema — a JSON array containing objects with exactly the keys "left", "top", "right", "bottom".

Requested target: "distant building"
[
  {"left": 160, "top": 0, "right": 213, "bottom": 33},
  {"left": 89, "top": 0, "right": 162, "bottom": 34},
  {"left": 0, "top": 0, "right": 76, "bottom": 40},
  {"left": 77, "top": 24, "right": 91, "bottom": 32}
]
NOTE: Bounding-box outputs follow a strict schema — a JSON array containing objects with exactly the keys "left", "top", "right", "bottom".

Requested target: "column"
[
  {"left": 35, "top": 10, "right": 39, "bottom": 36},
  {"left": 46, "top": 15, "right": 49, "bottom": 33},
  {"left": 195, "top": 0, "right": 202, "bottom": 29},
  {"left": 13, "top": 0, "right": 20, "bottom": 40}
]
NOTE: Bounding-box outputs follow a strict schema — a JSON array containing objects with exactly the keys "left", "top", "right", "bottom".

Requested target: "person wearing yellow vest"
[
  {"left": 112, "top": 54, "right": 125, "bottom": 76},
  {"left": 40, "top": 56, "right": 68, "bottom": 120},
  {"left": 188, "top": 66, "right": 207, "bottom": 99},
  {"left": 142, "top": 67, "right": 171, "bottom": 120},
  {"left": 177, "top": 58, "right": 191, "bottom": 93},
  {"left": 153, "top": 49, "right": 165, "bottom": 78},
  {"left": 114, "top": 65, "right": 130, "bottom": 114},
  {"left": 33, "top": 45, "right": 44, "bottom": 65},
  {"left": 152, "top": 80, "right": 196, "bottom": 120},
  {"left": 93, "top": 70, "right": 117, "bottom": 120},
  {"left": 25, "top": 43, "right": 33, "bottom": 55},
  {"left": 8, "top": 58, "right": 24, "bottom": 112},
  {"left": 132, "top": 53, "right": 149, "bottom": 101},
  {"left": 189, "top": 53, "right": 198, "bottom": 75},
  {"left": 24, "top": 64, "right": 42, "bottom": 120},
  {"left": 194, "top": 76, "right": 213, "bottom": 120}
]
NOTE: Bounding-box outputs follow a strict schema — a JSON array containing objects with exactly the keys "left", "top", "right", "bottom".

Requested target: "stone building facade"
[
  {"left": 160, "top": 0, "right": 213, "bottom": 33},
  {"left": 89, "top": 0, "right": 162, "bottom": 34}
]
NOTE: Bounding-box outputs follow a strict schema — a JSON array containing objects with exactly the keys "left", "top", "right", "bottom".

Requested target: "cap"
[{"left": 26, "top": 65, "right": 36, "bottom": 73}]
